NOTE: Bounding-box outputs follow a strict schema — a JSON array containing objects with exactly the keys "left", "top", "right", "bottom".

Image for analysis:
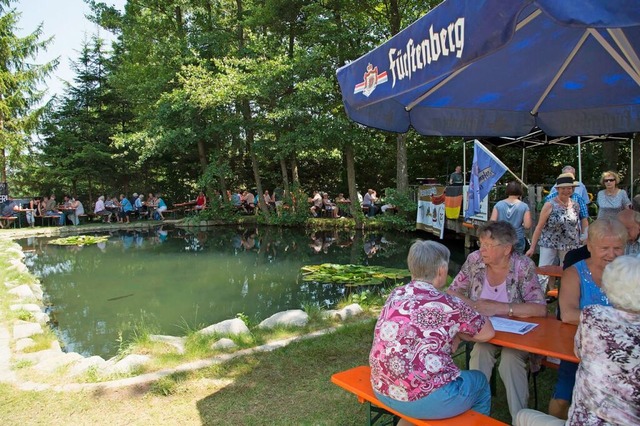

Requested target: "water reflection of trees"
[{"left": 15, "top": 227, "right": 464, "bottom": 358}]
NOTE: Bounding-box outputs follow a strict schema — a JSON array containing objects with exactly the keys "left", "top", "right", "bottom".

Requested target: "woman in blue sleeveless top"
[{"left": 548, "top": 218, "right": 627, "bottom": 419}]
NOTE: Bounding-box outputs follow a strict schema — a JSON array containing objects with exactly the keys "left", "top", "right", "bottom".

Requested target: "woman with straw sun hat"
[{"left": 526, "top": 173, "right": 589, "bottom": 290}]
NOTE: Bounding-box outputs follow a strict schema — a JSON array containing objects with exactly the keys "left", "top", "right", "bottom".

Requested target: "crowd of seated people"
[
  {"left": 1, "top": 186, "right": 391, "bottom": 227},
  {"left": 0, "top": 190, "right": 186, "bottom": 227},
  {"left": 305, "top": 188, "right": 389, "bottom": 219},
  {"left": 90, "top": 191, "right": 169, "bottom": 223}
]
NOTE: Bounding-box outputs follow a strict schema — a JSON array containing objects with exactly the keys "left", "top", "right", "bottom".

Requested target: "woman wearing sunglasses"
[{"left": 597, "top": 171, "right": 631, "bottom": 220}]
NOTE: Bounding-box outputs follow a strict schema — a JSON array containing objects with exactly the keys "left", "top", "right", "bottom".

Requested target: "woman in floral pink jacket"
[{"left": 370, "top": 240, "right": 495, "bottom": 420}]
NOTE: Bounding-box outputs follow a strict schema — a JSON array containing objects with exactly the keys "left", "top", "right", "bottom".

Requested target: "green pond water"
[{"left": 19, "top": 226, "right": 467, "bottom": 359}]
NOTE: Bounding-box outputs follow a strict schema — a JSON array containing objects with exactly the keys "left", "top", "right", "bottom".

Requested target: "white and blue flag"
[{"left": 465, "top": 140, "right": 508, "bottom": 219}]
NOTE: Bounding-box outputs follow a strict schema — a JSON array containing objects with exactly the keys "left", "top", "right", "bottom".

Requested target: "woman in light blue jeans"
[
  {"left": 369, "top": 240, "right": 495, "bottom": 420},
  {"left": 376, "top": 369, "right": 491, "bottom": 419}
]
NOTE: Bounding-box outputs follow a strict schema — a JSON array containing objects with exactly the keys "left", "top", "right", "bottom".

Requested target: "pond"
[{"left": 18, "top": 226, "right": 469, "bottom": 359}]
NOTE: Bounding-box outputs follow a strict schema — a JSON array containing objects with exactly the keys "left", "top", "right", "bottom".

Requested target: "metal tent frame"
[{"left": 462, "top": 131, "right": 636, "bottom": 196}]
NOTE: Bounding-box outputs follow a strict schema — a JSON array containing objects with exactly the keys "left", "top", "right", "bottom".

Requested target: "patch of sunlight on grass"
[{"left": 21, "top": 330, "right": 57, "bottom": 353}]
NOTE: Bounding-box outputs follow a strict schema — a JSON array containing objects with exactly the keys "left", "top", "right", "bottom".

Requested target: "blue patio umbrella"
[{"left": 336, "top": 0, "right": 640, "bottom": 137}]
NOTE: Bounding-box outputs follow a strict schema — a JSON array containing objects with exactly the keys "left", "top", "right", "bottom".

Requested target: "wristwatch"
[{"left": 508, "top": 303, "right": 514, "bottom": 317}]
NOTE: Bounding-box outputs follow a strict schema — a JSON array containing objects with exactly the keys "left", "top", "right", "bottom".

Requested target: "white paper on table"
[{"left": 489, "top": 317, "right": 539, "bottom": 335}]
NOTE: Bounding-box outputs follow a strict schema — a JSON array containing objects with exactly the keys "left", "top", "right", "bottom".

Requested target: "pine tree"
[{"left": 0, "top": 0, "right": 56, "bottom": 184}]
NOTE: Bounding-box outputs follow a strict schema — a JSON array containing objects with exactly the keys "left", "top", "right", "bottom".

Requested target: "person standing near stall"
[
  {"left": 490, "top": 181, "right": 531, "bottom": 254},
  {"left": 526, "top": 173, "right": 588, "bottom": 290}
]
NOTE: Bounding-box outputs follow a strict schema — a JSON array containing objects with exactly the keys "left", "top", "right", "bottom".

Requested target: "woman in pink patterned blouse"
[
  {"left": 369, "top": 240, "right": 495, "bottom": 420},
  {"left": 448, "top": 221, "right": 546, "bottom": 422}
]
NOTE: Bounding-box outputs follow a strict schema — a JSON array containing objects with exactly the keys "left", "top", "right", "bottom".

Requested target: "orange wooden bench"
[{"left": 331, "top": 366, "right": 507, "bottom": 426}]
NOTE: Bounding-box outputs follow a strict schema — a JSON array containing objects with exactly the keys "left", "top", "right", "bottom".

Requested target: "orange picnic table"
[
  {"left": 489, "top": 316, "right": 578, "bottom": 363},
  {"left": 535, "top": 265, "right": 563, "bottom": 278}
]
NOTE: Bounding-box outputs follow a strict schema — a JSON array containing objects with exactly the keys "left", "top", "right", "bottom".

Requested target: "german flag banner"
[{"left": 444, "top": 186, "right": 463, "bottom": 219}]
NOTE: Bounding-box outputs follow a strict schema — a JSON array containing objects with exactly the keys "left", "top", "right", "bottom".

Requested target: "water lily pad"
[
  {"left": 49, "top": 235, "right": 109, "bottom": 246},
  {"left": 300, "top": 263, "right": 410, "bottom": 287}
]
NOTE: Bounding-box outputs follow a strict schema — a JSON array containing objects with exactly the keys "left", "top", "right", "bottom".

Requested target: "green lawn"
[{"left": 0, "top": 319, "right": 558, "bottom": 425}]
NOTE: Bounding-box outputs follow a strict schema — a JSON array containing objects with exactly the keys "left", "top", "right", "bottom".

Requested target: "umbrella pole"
[
  {"left": 521, "top": 147, "right": 525, "bottom": 181},
  {"left": 631, "top": 137, "right": 634, "bottom": 198},
  {"left": 577, "top": 137, "right": 583, "bottom": 182},
  {"left": 463, "top": 139, "right": 467, "bottom": 185}
]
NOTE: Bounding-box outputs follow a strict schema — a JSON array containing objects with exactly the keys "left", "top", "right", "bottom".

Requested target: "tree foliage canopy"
[{"left": 5, "top": 0, "right": 639, "bottom": 207}]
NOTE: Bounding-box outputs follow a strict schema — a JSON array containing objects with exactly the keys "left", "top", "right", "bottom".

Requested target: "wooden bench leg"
[{"left": 368, "top": 402, "right": 396, "bottom": 426}]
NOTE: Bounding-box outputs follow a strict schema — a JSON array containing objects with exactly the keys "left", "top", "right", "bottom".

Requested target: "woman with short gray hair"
[
  {"left": 448, "top": 221, "right": 546, "bottom": 421},
  {"left": 516, "top": 255, "right": 640, "bottom": 426},
  {"left": 370, "top": 240, "right": 495, "bottom": 420},
  {"left": 406, "top": 239, "right": 450, "bottom": 281}
]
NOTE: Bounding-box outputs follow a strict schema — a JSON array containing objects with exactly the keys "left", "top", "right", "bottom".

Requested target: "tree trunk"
[
  {"left": 197, "top": 138, "right": 208, "bottom": 175},
  {"left": 1, "top": 148, "right": 6, "bottom": 184},
  {"left": 291, "top": 155, "right": 299, "bottom": 186},
  {"left": 387, "top": 0, "right": 408, "bottom": 194},
  {"left": 345, "top": 143, "right": 363, "bottom": 228},
  {"left": 88, "top": 176, "right": 93, "bottom": 207},
  {"left": 396, "top": 133, "right": 408, "bottom": 193},
  {"left": 1, "top": 115, "right": 6, "bottom": 183},
  {"left": 234, "top": 0, "right": 268, "bottom": 214},
  {"left": 280, "top": 157, "right": 290, "bottom": 193}
]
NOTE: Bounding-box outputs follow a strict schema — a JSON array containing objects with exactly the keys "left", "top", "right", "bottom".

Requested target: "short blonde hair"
[
  {"left": 407, "top": 240, "right": 450, "bottom": 281},
  {"left": 601, "top": 170, "right": 621, "bottom": 185},
  {"left": 602, "top": 256, "right": 640, "bottom": 312},
  {"left": 587, "top": 218, "right": 627, "bottom": 244}
]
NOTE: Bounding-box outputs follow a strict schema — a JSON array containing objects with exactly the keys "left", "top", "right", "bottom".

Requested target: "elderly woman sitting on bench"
[{"left": 369, "top": 240, "right": 495, "bottom": 421}]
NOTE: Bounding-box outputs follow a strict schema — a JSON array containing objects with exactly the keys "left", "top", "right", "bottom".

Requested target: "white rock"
[
  {"left": 210, "top": 338, "right": 237, "bottom": 350},
  {"left": 30, "top": 285, "right": 44, "bottom": 300},
  {"left": 198, "top": 318, "right": 249, "bottom": 336},
  {"left": 34, "top": 352, "right": 84, "bottom": 373},
  {"left": 13, "top": 321, "right": 43, "bottom": 339},
  {"left": 33, "top": 312, "right": 50, "bottom": 324},
  {"left": 330, "top": 303, "right": 364, "bottom": 321},
  {"left": 15, "top": 348, "right": 62, "bottom": 364},
  {"left": 50, "top": 340, "right": 62, "bottom": 353},
  {"left": 7, "top": 260, "right": 27, "bottom": 273},
  {"left": 68, "top": 356, "right": 107, "bottom": 377},
  {"left": 15, "top": 338, "right": 35, "bottom": 351},
  {"left": 9, "top": 304, "right": 42, "bottom": 313},
  {"left": 102, "top": 354, "right": 150, "bottom": 375},
  {"left": 149, "top": 334, "right": 186, "bottom": 354},
  {"left": 6, "top": 246, "right": 24, "bottom": 257},
  {"left": 258, "top": 309, "right": 309, "bottom": 329},
  {"left": 8, "top": 285, "right": 36, "bottom": 300}
]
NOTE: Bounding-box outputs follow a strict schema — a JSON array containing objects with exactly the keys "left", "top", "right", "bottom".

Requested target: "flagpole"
[
  {"left": 463, "top": 139, "right": 467, "bottom": 185},
  {"left": 474, "top": 140, "right": 527, "bottom": 188}
]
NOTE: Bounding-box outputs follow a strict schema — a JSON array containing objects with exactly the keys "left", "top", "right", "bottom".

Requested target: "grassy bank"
[{"left": 0, "top": 317, "right": 557, "bottom": 425}]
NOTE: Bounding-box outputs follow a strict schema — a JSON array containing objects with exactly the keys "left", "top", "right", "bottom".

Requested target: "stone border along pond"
[{"left": 0, "top": 234, "right": 365, "bottom": 392}]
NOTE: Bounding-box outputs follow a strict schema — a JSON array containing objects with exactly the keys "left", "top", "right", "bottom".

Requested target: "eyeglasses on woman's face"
[
  {"left": 604, "top": 178, "right": 616, "bottom": 183},
  {"left": 477, "top": 240, "right": 506, "bottom": 250}
]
